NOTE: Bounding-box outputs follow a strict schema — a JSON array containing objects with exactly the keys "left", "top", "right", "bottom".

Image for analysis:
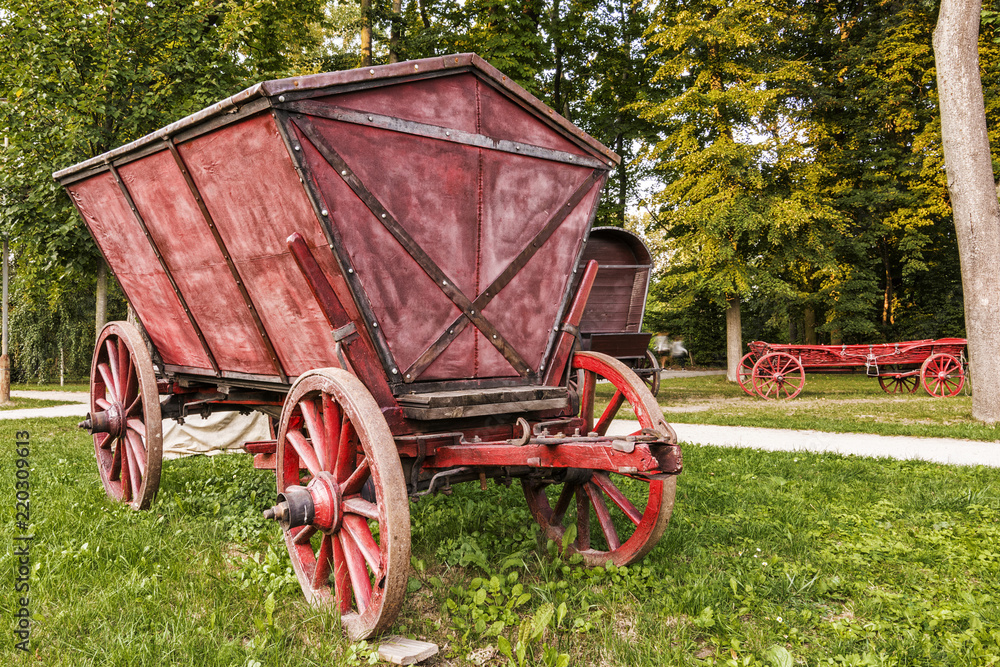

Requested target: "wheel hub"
[
  {"left": 264, "top": 472, "right": 343, "bottom": 533},
  {"left": 78, "top": 402, "right": 125, "bottom": 438}
]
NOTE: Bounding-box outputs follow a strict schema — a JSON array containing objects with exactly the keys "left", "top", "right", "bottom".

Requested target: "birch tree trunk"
[
  {"left": 933, "top": 0, "right": 1000, "bottom": 422},
  {"left": 726, "top": 295, "right": 742, "bottom": 382}
]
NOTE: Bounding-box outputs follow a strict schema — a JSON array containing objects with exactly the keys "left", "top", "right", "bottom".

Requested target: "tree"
[
  {"left": 933, "top": 0, "right": 1000, "bottom": 422},
  {"left": 641, "top": 0, "right": 836, "bottom": 380},
  {"left": 0, "top": 0, "right": 325, "bottom": 378}
]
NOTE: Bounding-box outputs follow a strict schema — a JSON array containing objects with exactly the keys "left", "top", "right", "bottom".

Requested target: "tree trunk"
[
  {"left": 0, "top": 237, "right": 9, "bottom": 404},
  {"left": 934, "top": 0, "right": 1000, "bottom": 422},
  {"left": 361, "top": 0, "right": 372, "bottom": 66},
  {"left": 96, "top": 262, "right": 108, "bottom": 338},
  {"left": 389, "top": 0, "right": 401, "bottom": 63},
  {"left": 804, "top": 306, "right": 816, "bottom": 344},
  {"left": 726, "top": 295, "right": 742, "bottom": 382}
]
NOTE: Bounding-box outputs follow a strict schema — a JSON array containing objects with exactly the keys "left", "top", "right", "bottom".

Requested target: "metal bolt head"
[
  {"left": 391, "top": 368, "right": 398, "bottom": 374},
  {"left": 368, "top": 116, "right": 373, "bottom": 121},
  {"left": 348, "top": 268, "right": 354, "bottom": 274},
  {"left": 321, "top": 209, "right": 328, "bottom": 216},
  {"left": 294, "top": 145, "right": 301, "bottom": 151},
  {"left": 278, "top": 95, "right": 285, "bottom": 102},
  {"left": 370, "top": 69, "right": 375, "bottom": 75}
]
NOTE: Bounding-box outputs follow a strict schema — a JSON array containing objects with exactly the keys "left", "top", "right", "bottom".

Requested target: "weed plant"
[{"left": 2, "top": 417, "right": 1000, "bottom": 665}]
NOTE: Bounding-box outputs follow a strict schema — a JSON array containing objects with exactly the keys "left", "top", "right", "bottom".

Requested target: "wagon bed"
[
  {"left": 738, "top": 338, "right": 968, "bottom": 399},
  {"left": 57, "top": 54, "right": 682, "bottom": 640}
]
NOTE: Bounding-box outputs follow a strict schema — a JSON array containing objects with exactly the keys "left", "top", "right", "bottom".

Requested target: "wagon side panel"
[
  {"left": 116, "top": 149, "right": 277, "bottom": 376},
  {"left": 290, "top": 72, "right": 604, "bottom": 383},
  {"left": 294, "top": 116, "right": 482, "bottom": 380},
  {"left": 176, "top": 113, "right": 344, "bottom": 378},
  {"left": 477, "top": 155, "right": 603, "bottom": 376},
  {"left": 67, "top": 174, "right": 213, "bottom": 369}
]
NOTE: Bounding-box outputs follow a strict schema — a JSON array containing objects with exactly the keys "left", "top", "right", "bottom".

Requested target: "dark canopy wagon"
[{"left": 55, "top": 54, "right": 682, "bottom": 639}]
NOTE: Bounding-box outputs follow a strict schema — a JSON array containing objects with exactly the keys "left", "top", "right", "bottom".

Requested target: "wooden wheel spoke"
[
  {"left": 343, "top": 496, "right": 379, "bottom": 521},
  {"left": 575, "top": 487, "right": 591, "bottom": 550},
  {"left": 124, "top": 432, "right": 142, "bottom": 497},
  {"left": 584, "top": 482, "right": 620, "bottom": 550},
  {"left": 127, "top": 418, "right": 146, "bottom": 440},
  {"left": 299, "top": 400, "right": 328, "bottom": 471},
  {"left": 323, "top": 394, "right": 342, "bottom": 480},
  {"left": 125, "top": 391, "right": 143, "bottom": 417},
  {"left": 311, "top": 534, "right": 334, "bottom": 590},
  {"left": 124, "top": 430, "right": 147, "bottom": 477},
  {"left": 110, "top": 437, "right": 123, "bottom": 480},
  {"left": 332, "top": 534, "right": 353, "bottom": 614},
  {"left": 580, "top": 370, "right": 596, "bottom": 433},
  {"left": 118, "top": 437, "right": 133, "bottom": 501},
  {"left": 551, "top": 483, "right": 576, "bottom": 525},
  {"left": 338, "top": 532, "right": 372, "bottom": 614},
  {"left": 293, "top": 525, "right": 317, "bottom": 546},
  {"left": 592, "top": 472, "right": 643, "bottom": 525},
  {"left": 341, "top": 458, "right": 370, "bottom": 496},
  {"left": 96, "top": 432, "right": 112, "bottom": 450},
  {"left": 106, "top": 339, "right": 121, "bottom": 398},
  {"left": 343, "top": 514, "right": 382, "bottom": 578},
  {"left": 336, "top": 420, "right": 357, "bottom": 485},
  {"left": 96, "top": 397, "right": 112, "bottom": 410},
  {"left": 594, "top": 390, "right": 625, "bottom": 436},
  {"left": 286, "top": 429, "right": 322, "bottom": 477},
  {"left": 98, "top": 363, "right": 118, "bottom": 403}
]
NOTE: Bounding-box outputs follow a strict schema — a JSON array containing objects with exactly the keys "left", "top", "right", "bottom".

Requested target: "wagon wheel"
[
  {"left": 737, "top": 352, "right": 757, "bottom": 396},
  {"left": 920, "top": 353, "right": 965, "bottom": 398},
  {"left": 751, "top": 352, "right": 805, "bottom": 400},
  {"left": 81, "top": 321, "right": 162, "bottom": 510},
  {"left": 273, "top": 368, "right": 410, "bottom": 640},
  {"left": 522, "top": 351, "right": 677, "bottom": 567},
  {"left": 877, "top": 366, "right": 919, "bottom": 394},
  {"left": 632, "top": 350, "right": 661, "bottom": 397}
]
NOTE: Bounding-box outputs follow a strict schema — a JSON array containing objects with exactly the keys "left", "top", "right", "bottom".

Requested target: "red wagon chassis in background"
[
  {"left": 55, "top": 54, "right": 682, "bottom": 639},
  {"left": 737, "top": 338, "right": 968, "bottom": 400}
]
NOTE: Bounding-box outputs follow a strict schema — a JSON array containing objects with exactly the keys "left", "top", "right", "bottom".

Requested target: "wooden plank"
[{"left": 377, "top": 636, "right": 439, "bottom": 665}]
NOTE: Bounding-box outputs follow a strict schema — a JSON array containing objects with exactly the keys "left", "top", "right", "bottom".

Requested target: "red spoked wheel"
[
  {"left": 920, "top": 353, "right": 965, "bottom": 397},
  {"left": 522, "top": 351, "right": 678, "bottom": 567},
  {"left": 877, "top": 367, "right": 919, "bottom": 394},
  {"left": 274, "top": 368, "right": 410, "bottom": 640},
  {"left": 632, "top": 350, "right": 661, "bottom": 397},
  {"left": 81, "top": 321, "right": 162, "bottom": 510},
  {"left": 737, "top": 352, "right": 756, "bottom": 396},
  {"left": 751, "top": 352, "right": 805, "bottom": 400}
]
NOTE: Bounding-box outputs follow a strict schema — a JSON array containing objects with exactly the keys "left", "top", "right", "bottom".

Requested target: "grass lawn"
[
  {"left": 596, "top": 372, "right": 1000, "bottom": 442},
  {"left": 0, "top": 397, "right": 78, "bottom": 411},
  {"left": 11, "top": 382, "right": 90, "bottom": 393},
  {"left": 3, "top": 416, "right": 1000, "bottom": 665}
]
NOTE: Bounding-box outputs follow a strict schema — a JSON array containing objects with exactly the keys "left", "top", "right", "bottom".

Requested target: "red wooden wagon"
[
  {"left": 576, "top": 227, "right": 661, "bottom": 396},
  {"left": 55, "top": 54, "right": 682, "bottom": 639},
  {"left": 736, "top": 338, "right": 968, "bottom": 400}
]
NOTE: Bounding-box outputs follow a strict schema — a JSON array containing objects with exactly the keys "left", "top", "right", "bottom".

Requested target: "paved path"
[
  {"left": 0, "top": 390, "right": 90, "bottom": 420},
  {"left": 4, "top": 389, "right": 998, "bottom": 468},
  {"left": 609, "top": 420, "right": 1000, "bottom": 468}
]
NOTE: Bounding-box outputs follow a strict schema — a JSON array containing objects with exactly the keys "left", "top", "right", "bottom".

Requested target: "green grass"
[
  {"left": 3, "top": 417, "right": 1000, "bottom": 665},
  {"left": 0, "top": 397, "right": 77, "bottom": 411},
  {"left": 11, "top": 382, "right": 90, "bottom": 393},
  {"left": 619, "top": 372, "right": 999, "bottom": 442}
]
